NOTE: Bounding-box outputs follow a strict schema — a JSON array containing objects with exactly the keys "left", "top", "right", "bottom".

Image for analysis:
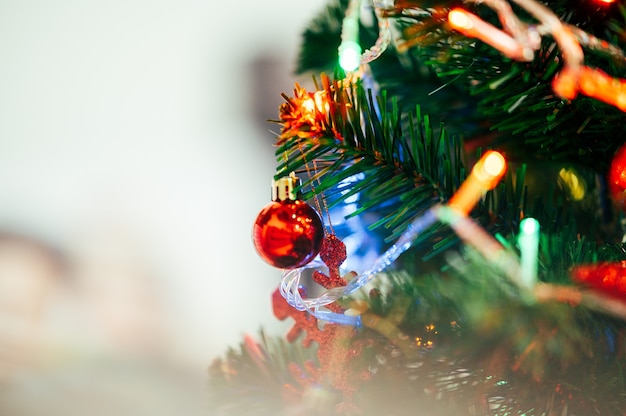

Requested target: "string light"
[
  {"left": 437, "top": 205, "right": 524, "bottom": 288},
  {"left": 447, "top": 8, "right": 534, "bottom": 61},
  {"left": 444, "top": 0, "right": 626, "bottom": 112},
  {"left": 339, "top": 41, "right": 362, "bottom": 73},
  {"left": 279, "top": 208, "right": 439, "bottom": 325},
  {"left": 518, "top": 218, "right": 540, "bottom": 288},
  {"left": 558, "top": 168, "right": 586, "bottom": 201},
  {"left": 553, "top": 66, "right": 626, "bottom": 110},
  {"left": 338, "top": 0, "right": 392, "bottom": 72},
  {"left": 448, "top": 150, "right": 507, "bottom": 215},
  {"left": 339, "top": 0, "right": 363, "bottom": 72}
]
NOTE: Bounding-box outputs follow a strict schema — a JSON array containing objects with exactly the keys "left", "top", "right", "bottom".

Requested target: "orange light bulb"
[
  {"left": 448, "top": 150, "right": 507, "bottom": 215},
  {"left": 448, "top": 9, "right": 474, "bottom": 30}
]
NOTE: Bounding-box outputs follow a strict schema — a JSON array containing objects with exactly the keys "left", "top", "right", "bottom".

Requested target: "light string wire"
[
  {"left": 360, "top": 1, "right": 393, "bottom": 65},
  {"left": 278, "top": 205, "right": 501, "bottom": 325},
  {"left": 455, "top": 0, "right": 624, "bottom": 66},
  {"left": 339, "top": 0, "right": 394, "bottom": 72},
  {"left": 280, "top": 203, "right": 626, "bottom": 325},
  {"left": 279, "top": 206, "right": 440, "bottom": 327}
]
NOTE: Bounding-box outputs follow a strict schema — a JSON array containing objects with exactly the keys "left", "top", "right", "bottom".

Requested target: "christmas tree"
[{"left": 209, "top": 0, "right": 626, "bottom": 414}]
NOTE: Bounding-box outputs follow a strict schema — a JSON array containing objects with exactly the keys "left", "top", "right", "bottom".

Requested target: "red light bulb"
[{"left": 608, "top": 143, "right": 626, "bottom": 211}]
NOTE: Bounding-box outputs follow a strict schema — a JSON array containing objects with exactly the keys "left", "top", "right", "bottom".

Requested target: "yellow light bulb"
[{"left": 558, "top": 168, "right": 585, "bottom": 201}]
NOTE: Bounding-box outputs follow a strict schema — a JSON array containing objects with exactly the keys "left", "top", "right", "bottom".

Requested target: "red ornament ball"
[
  {"left": 253, "top": 199, "right": 324, "bottom": 269},
  {"left": 608, "top": 143, "right": 626, "bottom": 210}
]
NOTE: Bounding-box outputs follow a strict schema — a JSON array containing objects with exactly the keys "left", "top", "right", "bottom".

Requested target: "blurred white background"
[{"left": 0, "top": 1, "right": 324, "bottom": 414}]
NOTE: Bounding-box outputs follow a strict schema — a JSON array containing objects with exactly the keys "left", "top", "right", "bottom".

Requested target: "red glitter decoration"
[
  {"left": 271, "top": 234, "right": 369, "bottom": 413},
  {"left": 253, "top": 199, "right": 324, "bottom": 269},
  {"left": 314, "top": 235, "right": 348, "bottom": 288},
  {"left": 272, "top": 288, "right": 370, "bottom": 413},
  {"left": 272, "top": 288, "right": 322, "bottom": 348},
  {"left": 571, "top": 260, "right": 626, "bottom": 300},
  {"left": 608, "top": 143, "right": 626, "bottom": 211},
  {"left": 313, "top": 235, "right": 356, "bottom": 314}
]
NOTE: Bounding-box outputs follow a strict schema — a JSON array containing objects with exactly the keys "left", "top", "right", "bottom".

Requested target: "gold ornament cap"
[{"left": 272, "top": 172, "right": 301, "bottom": 201}]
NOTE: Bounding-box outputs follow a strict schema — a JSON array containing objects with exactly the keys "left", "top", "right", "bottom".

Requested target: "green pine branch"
[
  {"left": 394, "top": 0, "right": 626, "bottom": 172},
  {"left": 296, "top": 0, "right": 626, "bottom": 174},
  {"left": 275, "top": 76, "right": 465, "bottom": 243},
  {"left": 274, "top": 71, "right": 621, "bottom": 255}
]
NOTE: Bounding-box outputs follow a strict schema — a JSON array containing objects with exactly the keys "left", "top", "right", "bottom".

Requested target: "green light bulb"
[
  {"left": 339, "top": 41, "right": 361, "bottom": 72},
  {"left": 520, "top": 217, "right": 539, "bottom": 235}
]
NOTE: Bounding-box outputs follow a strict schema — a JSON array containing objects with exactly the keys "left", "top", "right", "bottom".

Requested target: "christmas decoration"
[
  {"left": 448, "top": 150, "right": 507, "bottom": 215},
  {"left": 338, "top": 0, "right": 391, "bottom": 72},
  {"left": 608, "top": 142, "right": 626, "bottom": 210},
  {"left": 571, "top": 261, "right": 626, "bottom": 301},
  {"left": 518, "top": 217, "right": 540, "bottom": 288},
  {"left": 211, "top": 0, "right": 626, "bottom": 414},
  {"left": 554, "top": 66, "right": 626, "bottom": 111},
  {"left": 252, "top": 173, "right": 324, "bottom": 269},
  {"left": 447, "top": 8, "right": 535, "bottom": 61},
  {"left": 338, "top": 0, "right": 362, "bottom": 72},
  {"left": 272, "top": 233, "right": 373, "bottom": 414}
]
